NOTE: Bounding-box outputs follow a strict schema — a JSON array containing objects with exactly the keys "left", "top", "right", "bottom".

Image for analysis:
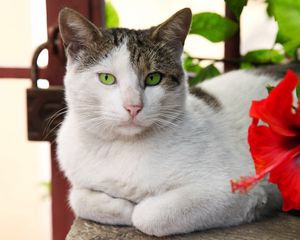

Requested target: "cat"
[{"left": 56, "top": 7, "right": 285, "bottom": 237}]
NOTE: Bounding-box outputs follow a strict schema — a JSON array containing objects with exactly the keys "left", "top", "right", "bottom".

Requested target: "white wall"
[
  {"left": 241, "top": 0, "right": 277, "bottom": 54},
  {"left": 0, "top": 0, "right": 51, "bottom": 240}
]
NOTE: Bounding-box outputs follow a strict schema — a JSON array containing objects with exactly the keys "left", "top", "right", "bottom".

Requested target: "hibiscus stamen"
[
  {"left": 231, "top": 174, "right": 265, "bottom": 193},
  {"left": 231, "top": 151, "right": 293, "bottom": 194}
]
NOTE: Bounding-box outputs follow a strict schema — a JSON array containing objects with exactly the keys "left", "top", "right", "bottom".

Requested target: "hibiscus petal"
[
  {"left": 248, "top": 122, "right": 293, "bottom": 174},
  {"left": 233, "top": 70, "right": 300, "bottom": 211},
  {"left": 232, "top": 117, "right": 300, "bottom": 198},
  {"left": 269, "top": 149, "right": 300, "bottom": 211},
  {"left": 250, "top": 70, "right": 300, "bottom": 137}
]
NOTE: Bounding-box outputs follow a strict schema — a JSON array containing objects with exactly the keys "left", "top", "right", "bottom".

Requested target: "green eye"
[
  {"left": 145, "top": 72, "right": 162, "bottom": 86},
  {"left": 98, "top": 73, "right": 116, "bottom": 85}
]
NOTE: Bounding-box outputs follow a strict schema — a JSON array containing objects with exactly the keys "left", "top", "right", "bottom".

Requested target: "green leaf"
[
  {"left": 283, "top": 39, "right": 300, "bottom": 58},
  {"left": 265, "top": 0, "right": 275, "bottom": 17},
  {"left": 40, "top": 181, "right": 51, "bottom": 192},
  {"left": 190, "top": 12, "right": 238, "bottom": 42},
  {"left": 243, "top": 49, "right": 284, "bottom": 64},
  {"left": 240, "top": 62, "right": 254, "bottom": 69},
  {"left": 276, "top": 30, "right": 297, "bottom": 57},
  {"left": 271, "top": 0, "right": 300, "bottom": 55},
  {"left": 296, "top": 75, "right": 300, "bottom": 101},
  {"left": 189, "top": 64, "right": 220, "bottom": 87},
  {"left": 275, "top": 30, "right": 290, "bottom": 45},
  {"left": 105, "top": 1, "right": 120, "bottom": 28},
  {"left": 183, "top": 56, "right": 202, "bottom": 73},
  {"left": 225, "top": 0, "right": 248, "bottom": 20}
]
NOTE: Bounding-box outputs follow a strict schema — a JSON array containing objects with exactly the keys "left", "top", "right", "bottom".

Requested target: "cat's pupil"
[
  {"left": 150, "top": 76, "right": 153, "bottom": 80},
  {"left": 105, "top": 75, "right": 108, "bottom": 80}
]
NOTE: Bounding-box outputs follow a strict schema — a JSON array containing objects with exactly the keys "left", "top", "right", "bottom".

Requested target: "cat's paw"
[
  {"left": 132, "top": 198, "right": 173, "bottom": 237},
  {"left": 70, "top": 188, "right": 134, "bottom": 225}
]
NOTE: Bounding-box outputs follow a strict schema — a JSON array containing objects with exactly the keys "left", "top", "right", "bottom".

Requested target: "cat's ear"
[
  {"left": 58, "top": 8, "right": 102, "bottom": 54},
  {"left": 150, "top": 8, "right": 192, "bottom": 47}
]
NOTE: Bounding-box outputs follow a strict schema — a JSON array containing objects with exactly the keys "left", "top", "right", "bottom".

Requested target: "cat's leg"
[
  {"left": 132, "top": 184, "right": 280, "bottom": 236},
  {"left": 69, "top": 188, "right": 134, "bottom": 225}
]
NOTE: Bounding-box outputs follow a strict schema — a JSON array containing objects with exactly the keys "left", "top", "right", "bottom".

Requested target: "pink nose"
[{"left": 124, "top": 105, "right": 142, "bottom": 118}]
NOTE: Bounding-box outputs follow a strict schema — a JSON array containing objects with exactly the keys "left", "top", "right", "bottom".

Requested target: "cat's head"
[{"left": 59, "top": 7, "right": 192, "bottom": 140}]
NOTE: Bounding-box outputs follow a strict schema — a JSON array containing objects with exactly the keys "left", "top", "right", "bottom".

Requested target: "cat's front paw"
[
  {"left": 132, "top": 198, "right": 172, "bottom": 237},
  {"left": 70, "top": 188, "right": 134, "bottom": 225}
]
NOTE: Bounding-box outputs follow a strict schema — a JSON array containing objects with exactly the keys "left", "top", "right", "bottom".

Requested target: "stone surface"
[{"left": 67, "top": 213, "right": 300, "bottom": 240}]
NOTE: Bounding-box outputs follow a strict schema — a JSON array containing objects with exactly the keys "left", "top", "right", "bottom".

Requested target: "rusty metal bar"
[
  {"left": 43, "top": 1, "right": 106, "bottom": 240},
  {"left": 0, "top": 68, "right": 31, "bottom": 79},
  {"left": 224, "top": 6, "right": 240, "bottom": 72},
  {"left": 89, "top": 0, "right": 106, "bottom": 27},
  {"left": 0, "top": 41, "right": 48, "bottom": 81},
  {"left": 0, "top": 67, "right": 46, "bottom": 79}
]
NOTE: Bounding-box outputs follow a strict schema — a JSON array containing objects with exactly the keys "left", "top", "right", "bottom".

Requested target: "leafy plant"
[
  {"left": 225, "top": 0, "right": 248, "bottom": 20},
  {"left": 105, "top": 0, "right": 120, "bottom": 28},
  {"left": 185, "top": 0, "right": 300, "bottom": 87},
  {"left": 242, "top": 49, "right": 284, "bottom": 65},
  {"left": 189, "top": 64, "right": 220, "bottom": 86},
  {"left": 40, "top": 181, "right": 51, "bottom": 200},
  {"left": 190, "top": 12, "right": 238, "bottom": 42},
  {"left": 267, "top": 0, "right": 300, "bottom": 57}
]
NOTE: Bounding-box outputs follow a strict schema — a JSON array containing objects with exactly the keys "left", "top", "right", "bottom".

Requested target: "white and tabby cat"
[{"left": 57, "top": 7, "right": 285, "bottom": 236}]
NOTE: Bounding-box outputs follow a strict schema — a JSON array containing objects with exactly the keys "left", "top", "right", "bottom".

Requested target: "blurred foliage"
[
  {"left": 225, "top": 0, "right": 248, "bottom": 19},
  {"left": 190, "top": 12, "right": 238, "bottom": 42},
  {"left": 184, "top": 55, "right": 221, "bottom": 86},
  {"left": 267, "top": 0, "right": 300, "bottom": 57},
  {"left": 189, "top": 64, "right": 220, "bottom": 87},
  {"left": 184, "top": 56, "right": 203, "bottom": 73},
  {"left": 185, "top": 0, "right": 300, "bottom": 87},
  {"left": 243, "top": 49, "right": 284, "bottom": 64},
  {"left": 240, "top": 62, "right": 254, "bottom": 69},
  {"left": 105, "top": 1, "right": 120, "bottom": 28},
  {"left": 40, "top": 181, "right": 51, "bottom": 200}
]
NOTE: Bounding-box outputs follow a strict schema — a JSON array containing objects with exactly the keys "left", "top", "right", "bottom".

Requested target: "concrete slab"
[{"left": 67, "top": 213, "right": 300, "bottom": 240}]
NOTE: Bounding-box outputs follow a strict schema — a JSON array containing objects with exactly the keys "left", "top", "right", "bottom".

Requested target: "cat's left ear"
[
  {"left": 150, "top": 8, "right": 192, "bottom": 48},
  {"left": 58, "top": 8, "right": 102, "bottom": 55}
]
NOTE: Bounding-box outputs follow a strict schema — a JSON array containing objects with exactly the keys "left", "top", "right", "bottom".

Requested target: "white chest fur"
[{"left": 57, "top": 99, "right": 239, "bottom": 203}]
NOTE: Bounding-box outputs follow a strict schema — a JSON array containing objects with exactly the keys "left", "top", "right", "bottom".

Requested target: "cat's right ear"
[
  {"left": 58, "top": 8, "right": 102, "bottom": 55},
  {"left": 150, "top": 8, "right": 192, "bottom": 49}
]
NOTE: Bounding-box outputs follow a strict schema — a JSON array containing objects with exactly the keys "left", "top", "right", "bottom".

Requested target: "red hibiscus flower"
[{"left": 231, "top": 70, "right": 300, "bottom": 211}]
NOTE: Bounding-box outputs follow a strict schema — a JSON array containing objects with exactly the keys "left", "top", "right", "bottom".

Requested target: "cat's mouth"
[
  {"left": 118, "top": 120, "right": 143, "bottom": 129},
  {"left": 116, "top": 120, "right": 146, "bottom": 136}
]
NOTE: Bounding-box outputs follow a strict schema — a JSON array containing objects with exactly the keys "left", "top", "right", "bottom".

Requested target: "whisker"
[{"left": 43, "top": 107, "right": 68, "bottom": 139}]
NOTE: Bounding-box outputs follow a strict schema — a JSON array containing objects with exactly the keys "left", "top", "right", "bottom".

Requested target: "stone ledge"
[{"left": 67, "top": 213, "right": 300, "bottom": 240}]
